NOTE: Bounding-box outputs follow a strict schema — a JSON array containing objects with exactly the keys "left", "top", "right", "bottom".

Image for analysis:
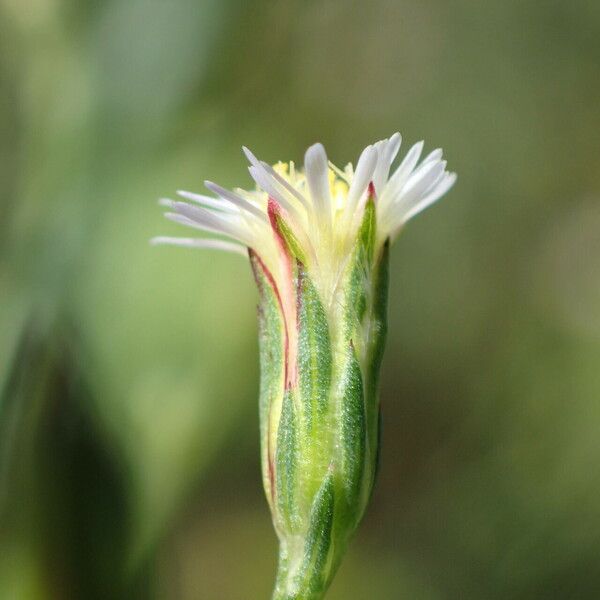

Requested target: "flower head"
[{"left": 153, "top": 133, "right": 455, "bottom": 302}]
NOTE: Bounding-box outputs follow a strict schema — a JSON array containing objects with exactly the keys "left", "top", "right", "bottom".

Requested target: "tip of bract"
[{"left": 367, "top": 181, "right": 376, "bottom": 199}]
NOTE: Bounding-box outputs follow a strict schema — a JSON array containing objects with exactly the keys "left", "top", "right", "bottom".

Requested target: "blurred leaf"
[{"left": 0, "top": 315, "right": 141, "bottom": 600}]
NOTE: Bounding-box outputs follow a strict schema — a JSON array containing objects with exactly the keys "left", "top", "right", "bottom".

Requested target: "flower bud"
[
  {"left": 153, "top": 133, "right": 455, "bottom": 599},
  {"left": 251, "top": 193, "right": 389, "bottom": 599}
]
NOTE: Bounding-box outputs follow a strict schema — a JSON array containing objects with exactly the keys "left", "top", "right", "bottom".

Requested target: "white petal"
[
  {"left": 150, "top": 236, "right": 248, "bottom": 255},
  {"left": 202, "top": 182, "right": 266, "bottom": 221},
  {"left": 371, "top": 140, "right": 389, "bottom": 197},
  {"left": 243, "top": 147, "right": 299, "bottom": 216},
  {"left": 304, "top": 142, "right": 331, "bottom": 226},
  {"left": 400, "top": 161, "right": 446, "bottom": 208},
  {"left": 403, "top": 172, "right": 457, "bottom": 222},
  {"left": 168, "top": 202, "right": 254, "bottom": 246},
  {"left": 242, "top": 146, "right": 263, "bottom": 168},
  {"left": 421, "top": 148, "right": 443, "bottom": 164},
  {"left": 243, "top": 147, "right": 288, "bottom": 206},
  {"left": 243, "top": 147, "right": 307, "bottom": 221},
  {"left": 344, "top": 144, "right": 378, "bottom": 222},
  {"left": 372, "top": 133, "right": 402, "bottom": 196},
  {"left": 247, "top": 165, "right": 304, "bottom": 222},
  {"left": 173, "top": 191, "right": 239, "bottom": 213},
  {"left": 164, "top": 212, "right": 224, "bottom": 236},
  {"left": 243, "top": 149, "right": 316, "bottom": 260},
  {"left": 259, "top": 161, "right": 310, "bottom": 209},
  {"left": 429, "top": 171, "right": 457, "bottom": 199},
  {"left": 390, "top": 169, "right": 456, "bottom": 229},
  {"left": 384, "top": 140, "right": 425, "bottom": 197},
  {"left": 386, "top": 132, "right": 402, "bottom": 163},
  {"left": 404, "top": 160, "right": 446, "bottom": 195}
]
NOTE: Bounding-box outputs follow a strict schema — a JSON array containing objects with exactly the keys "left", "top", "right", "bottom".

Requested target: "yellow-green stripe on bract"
[{"left": 297, "top": 264, "right": 331, "bottom": 433}]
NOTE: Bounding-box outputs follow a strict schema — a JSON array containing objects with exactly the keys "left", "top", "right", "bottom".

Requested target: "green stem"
[{"left": 271, "top": 543, "right": 329, "bottom": 600}]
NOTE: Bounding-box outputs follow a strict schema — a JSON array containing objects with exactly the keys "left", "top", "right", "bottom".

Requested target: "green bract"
[{"left": 251, "top": 197, "right": 389, "bottom": 600}]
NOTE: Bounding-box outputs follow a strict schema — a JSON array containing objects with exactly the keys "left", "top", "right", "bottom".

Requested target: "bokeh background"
[{"left": 1, "top": 0, "right": 600, "bottom": 598}]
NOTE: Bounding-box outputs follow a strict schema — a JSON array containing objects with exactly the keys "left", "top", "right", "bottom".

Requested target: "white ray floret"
[
  {"left": 304, "top": 142, "right": 332, "bottom": 231},
  {"left": 202, "top": 181, "right": 266, "bottom": 221},
  {"left": 151, "top": 236, "right": 248, "bottom": 255}
]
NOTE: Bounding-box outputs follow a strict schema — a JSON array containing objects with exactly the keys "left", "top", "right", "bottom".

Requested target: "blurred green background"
[{"left": 1, "top": 0, "right": 600, "bottom": 598}]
